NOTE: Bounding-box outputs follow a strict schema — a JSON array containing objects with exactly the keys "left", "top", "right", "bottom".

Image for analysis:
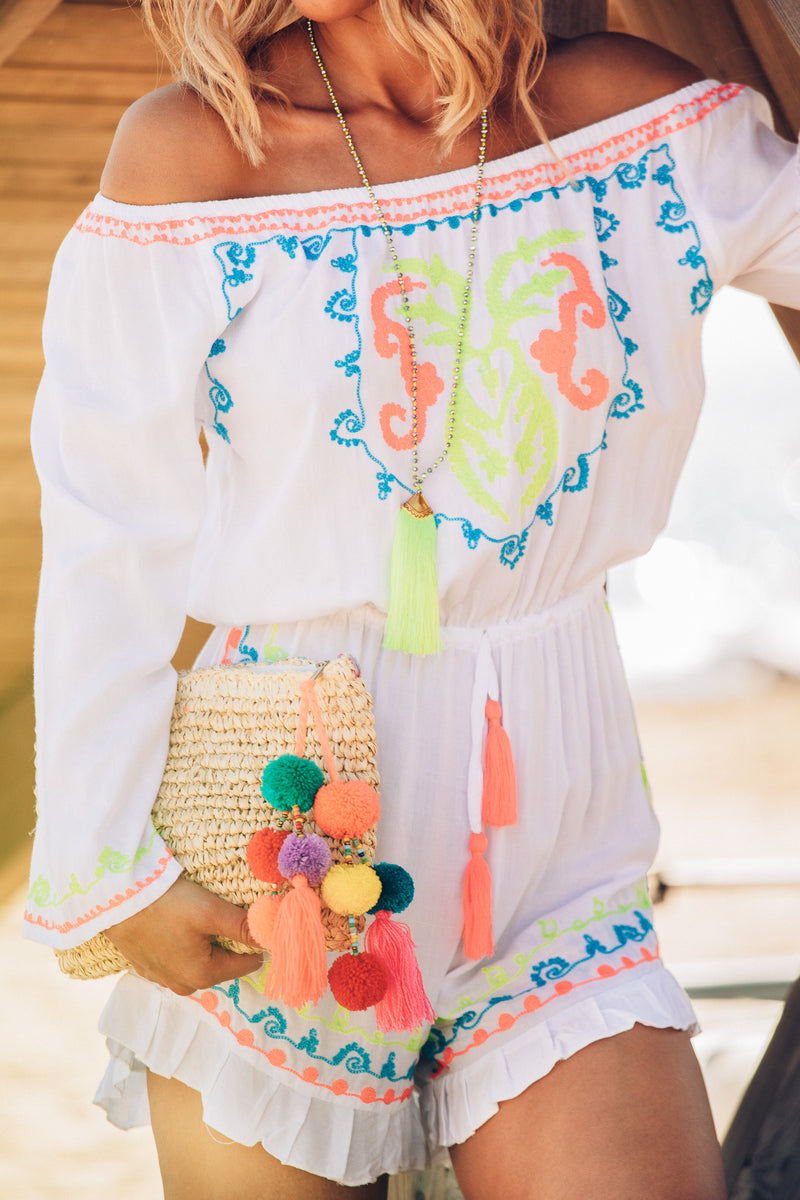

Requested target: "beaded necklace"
[{"left": 307, "top": 19, "right": 488, "bottom": 654}]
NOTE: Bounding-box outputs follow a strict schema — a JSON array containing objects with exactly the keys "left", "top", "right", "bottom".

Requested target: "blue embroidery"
[
  {"left": 214, "top": 232, "right": 332, "bottom": 319},
  {"left": 237, "top": 626, "right": 258, "bottom": 662},
  {"left": 205, "top": 140, "right": 711, "bottom": 567},
  {"left": 204, "top": 361, "right": 232, "bottom": 443},
  {"left": 212, "top": 979, "right": 417, "bottom": 1082},
  {"left": 420, "top": 910, "right": 655, "bottom": 1070}
]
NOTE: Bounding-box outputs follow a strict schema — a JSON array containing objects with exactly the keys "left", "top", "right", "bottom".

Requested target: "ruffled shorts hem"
[{"left": 94, "top": 962, "right": 697, "bottom": 1187}]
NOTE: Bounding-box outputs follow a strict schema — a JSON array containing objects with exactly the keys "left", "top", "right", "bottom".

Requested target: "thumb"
[{"left": 205, "top": 890, "right": 263, "bottom": 951}]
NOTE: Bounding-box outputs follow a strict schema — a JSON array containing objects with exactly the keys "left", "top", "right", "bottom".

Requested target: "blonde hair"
[{"left": 142, "top": 0, "right": 548, "bottom": 165}]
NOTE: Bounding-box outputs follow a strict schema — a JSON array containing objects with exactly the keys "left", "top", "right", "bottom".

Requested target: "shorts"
[{"left": 94, "top": 588, "right": 698, "bottom": 1185}]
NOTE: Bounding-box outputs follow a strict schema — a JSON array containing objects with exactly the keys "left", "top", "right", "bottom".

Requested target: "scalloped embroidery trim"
[
  {"left": 76, "top": 83, "right": 744, "bottom": 246},
  {"left": 191, "top": 990, "right": 415, "bottom": 1106},
  {"left": 431, "top": 946, "right": 660, "bottom": 1076},
  {"left": 23, "top": 849, "right": 174, "bottom": 934}
]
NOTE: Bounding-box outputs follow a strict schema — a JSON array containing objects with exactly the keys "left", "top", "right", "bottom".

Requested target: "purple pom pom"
[{"left": 277, "top": 832, "right": 331, "bottom": 885}]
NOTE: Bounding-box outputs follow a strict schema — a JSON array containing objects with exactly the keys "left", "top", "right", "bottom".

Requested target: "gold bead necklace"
[{"left": 307, "top": 19, "right": 488, "bottom": 653}]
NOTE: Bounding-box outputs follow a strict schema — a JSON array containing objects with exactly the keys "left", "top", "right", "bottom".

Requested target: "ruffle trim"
[
  {"left": 94, "top": 973, "right": 429, "bottom": 1186},
  {"left": 420, "top": 962, "right": 699, "bottom": 1150}
]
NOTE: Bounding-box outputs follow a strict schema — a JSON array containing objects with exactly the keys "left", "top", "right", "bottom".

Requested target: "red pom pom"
[
  {"left": 328, "top": 951, "right": 388, "bottom": 1011},
  {"left": 314, "top": 780, "right": 380, "bottom": 839},
  {"left": 247, "top": 894, "right": 282, "bottom": 949},
  {"left": 247, "top": 827, "right": 288, "bottom": 883}
]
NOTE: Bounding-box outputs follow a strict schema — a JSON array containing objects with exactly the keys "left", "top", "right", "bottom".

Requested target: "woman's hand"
[{"left": 105, "top": 875, "right": 263, "bottom": 995}]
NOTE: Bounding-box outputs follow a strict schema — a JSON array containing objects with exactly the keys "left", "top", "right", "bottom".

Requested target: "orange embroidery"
[
  {"left": 23, "top": 850, "right": 174, "bottom": 934},
  {"left": 529, "top": 252, "right": 609, "bottom": 410},
  {"left": 75, "top": 84, "right": 744, "bottom": 246},
  {"left": 191, "top": 990, "right": 415, "bottom": 1106},
  {"left": 372, "top": 277, "right": 444, "bottom": 450},
  {"left": 437, "top": 945, "right": 659, "bottom": 1071}
]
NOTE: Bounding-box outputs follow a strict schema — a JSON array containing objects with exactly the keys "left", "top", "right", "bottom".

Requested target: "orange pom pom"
[
  {"left": 314, "top": 780, "right": 380, "bottom": 839},
  {"left": 247, "top": 828, "right": 288, "bottom": 883},
  {"left": 247, "top": 893, "right": 282, "bottom": 949}
]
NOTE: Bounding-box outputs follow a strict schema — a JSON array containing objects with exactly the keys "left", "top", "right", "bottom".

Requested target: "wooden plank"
[
  {"left": 6, "top": 2, "right": 159, "bottom": 70},
  {"left": 765, "top": 0, "right": 800, "bottom": 49},
  {"left": 0, "top": 65, "right": 159, "bottom": 104},
  {"left": 731, "top": 0, "right": 800, "bottom": 131},
  {"left": 0, "top": 161, "right": 102, "bottom": 203},
  {"left": 612, "top": 0, "right": 778, "bottom": 97},
  {"left": 543, "top": 0, "right": 607, "bottom": 36},
  {"left": 0, "top": 0, "right": 62, "bottom": 67}
]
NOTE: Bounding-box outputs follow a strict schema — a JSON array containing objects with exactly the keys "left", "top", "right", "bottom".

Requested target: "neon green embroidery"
[
  {"left": 640, "top": 760, "right": 652, "bottom": 803},
  {"left": 444, "top": 880, "right": 653, "bottom": 1018},
  {"left": 240, "top": 966, "right": 428, "bottom": 1050},
  {"left": 262, "top": 624, "right": 288, "bottom": 663},
  {"left": 27, "top": 828, "right": 159, "bottom": 909},
  {"left": 394, "top": 229, "right": 585, "bottom": 521}
]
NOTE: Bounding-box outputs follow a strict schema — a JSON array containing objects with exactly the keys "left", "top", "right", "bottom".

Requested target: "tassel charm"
[
  {"left": 383, "top": 493, "right": 443, "bottom": 656},
  {"left": 481, "top": 699, "right": 518, "bottom": 827},
  {"left": 263, "top": 874, "right": 328, "bottom": 1008},
  {"left": 463, "top": 832, "right": 494, "bottom": 960},
  {"left": 365, "top": 910, "right": 436, "bottom": 1031}
]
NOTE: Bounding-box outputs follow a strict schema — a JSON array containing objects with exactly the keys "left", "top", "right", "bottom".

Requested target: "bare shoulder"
[
  {"left": 540, "top": 33, "right": 706, "bottom": 138},
  {"left": 101, "top": 83, "right": 248, "bottom": 205}
]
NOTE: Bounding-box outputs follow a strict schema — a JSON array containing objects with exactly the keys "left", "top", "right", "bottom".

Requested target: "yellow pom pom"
[{"left": 321, "top": 863, "right": 382, "bottom": 916}]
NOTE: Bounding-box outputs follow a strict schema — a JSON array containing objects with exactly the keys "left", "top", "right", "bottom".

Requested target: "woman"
[{"left": 25, "top": 0, "right": 800, "bottom": 1196}]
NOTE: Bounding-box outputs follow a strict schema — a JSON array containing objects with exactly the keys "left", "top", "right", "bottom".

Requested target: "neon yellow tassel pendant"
[{"left": 383, "top": 493, "right": 443, "bottom": 655}]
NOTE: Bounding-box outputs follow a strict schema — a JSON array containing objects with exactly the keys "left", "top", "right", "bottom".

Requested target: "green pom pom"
[{"left": 261, "top": 754, "right": 324, "bottom": 812}]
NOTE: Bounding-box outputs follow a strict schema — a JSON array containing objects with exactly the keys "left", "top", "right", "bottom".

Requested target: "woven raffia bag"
[{"left": 54, "top": 657, "right": 379, "bottom": 981}]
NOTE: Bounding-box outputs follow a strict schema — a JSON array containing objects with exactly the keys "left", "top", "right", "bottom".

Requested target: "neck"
[{"left": 306, "top": 12, "right": 440, "bottom": 124}]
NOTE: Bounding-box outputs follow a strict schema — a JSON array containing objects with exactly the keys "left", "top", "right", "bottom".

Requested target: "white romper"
[{"left": 25, "top": 80, "right": 800, "bottom": 1185}]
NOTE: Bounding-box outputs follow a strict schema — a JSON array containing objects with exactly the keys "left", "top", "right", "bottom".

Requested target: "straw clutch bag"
[{"left": 54, "top": 657, "right": 434, "bottom": 1030}]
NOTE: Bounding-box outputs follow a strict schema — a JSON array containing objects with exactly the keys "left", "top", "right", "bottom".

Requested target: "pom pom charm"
[
  {"left": 277, "top": 832, "right": 331, "bottom": 885},
  {"left": 246, "top": 827, "right": 289, "bottom": 883},
  {"left": 261, "top": 754, "right": 324, "bottom": 813},
  {"left": 367, "top": 863, "right": 414, "bottom": 914},
  {"left": 247, "top": 893, "right": 281, "bottom": 950},
  {"left": 314, "top": 780, "right": 380, "bottom": 840},
  {"left": 328, "top": 951, "right": 388, "bottom": 1011},
  {"left": 321, "top": 863, "right": 382, "bottom": 916}
]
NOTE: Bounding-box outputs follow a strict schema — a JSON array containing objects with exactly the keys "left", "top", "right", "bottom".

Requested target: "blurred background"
[{"left": 1, "top": 1, "right": 799, "bottom": 1197}]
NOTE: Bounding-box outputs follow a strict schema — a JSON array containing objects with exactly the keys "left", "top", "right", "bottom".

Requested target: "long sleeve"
[
  {"left": 680, "top": 87, "right": 800, "bottom": 308},
  {"left": 25, "top": 206, "right": 228, "bottom": 949}
]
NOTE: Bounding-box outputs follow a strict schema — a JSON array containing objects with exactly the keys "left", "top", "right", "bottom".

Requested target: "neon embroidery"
[
  {"left": 24, "top": 849, "right": 174, "bottom": 934},
  {"left": 372, "top": 276, "right": 444, "bottom": 450},
  {"left": 211, "top": 978, "right": 418, "bottom": 1083},
  {"left": 75, "top": 84, "right": 744, "bottom": 245},
  {"left": 529, "top": 251, "right": 610, "bottom": 410},
  {"left": 425, "top": 945, "right": 661, "bottom": 1077},
  {"left": 204, "top": 360, "right": 233, "bottom": 443},
  {"left": 26, "top": 830, "right": 159, "bottom": 909},
  {"left": 192, "top": 989, "right": 415, "bottom": 1105}
]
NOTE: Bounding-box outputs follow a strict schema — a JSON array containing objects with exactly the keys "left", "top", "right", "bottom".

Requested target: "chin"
[{"left": 292, "top": 0, "right": 382, "bottom": 24}]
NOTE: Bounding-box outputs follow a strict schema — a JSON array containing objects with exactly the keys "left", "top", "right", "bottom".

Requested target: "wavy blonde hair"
[{"left": 141, "top": 0, "right": 548, "bottom": 164}]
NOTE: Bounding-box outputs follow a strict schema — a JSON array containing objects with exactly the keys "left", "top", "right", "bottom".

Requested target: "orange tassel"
[
  {"left": 481, "top": 699, "right": 517, "bottom": 827},
  {"left": 263, "top": 874, "right": 327, "bottom": 1007},
  {"left": 365, "top": 910, "right": 436, "bottom": 1031},
  {"left": 463, "top": 832, "right": 493, "bottom": 960}
]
